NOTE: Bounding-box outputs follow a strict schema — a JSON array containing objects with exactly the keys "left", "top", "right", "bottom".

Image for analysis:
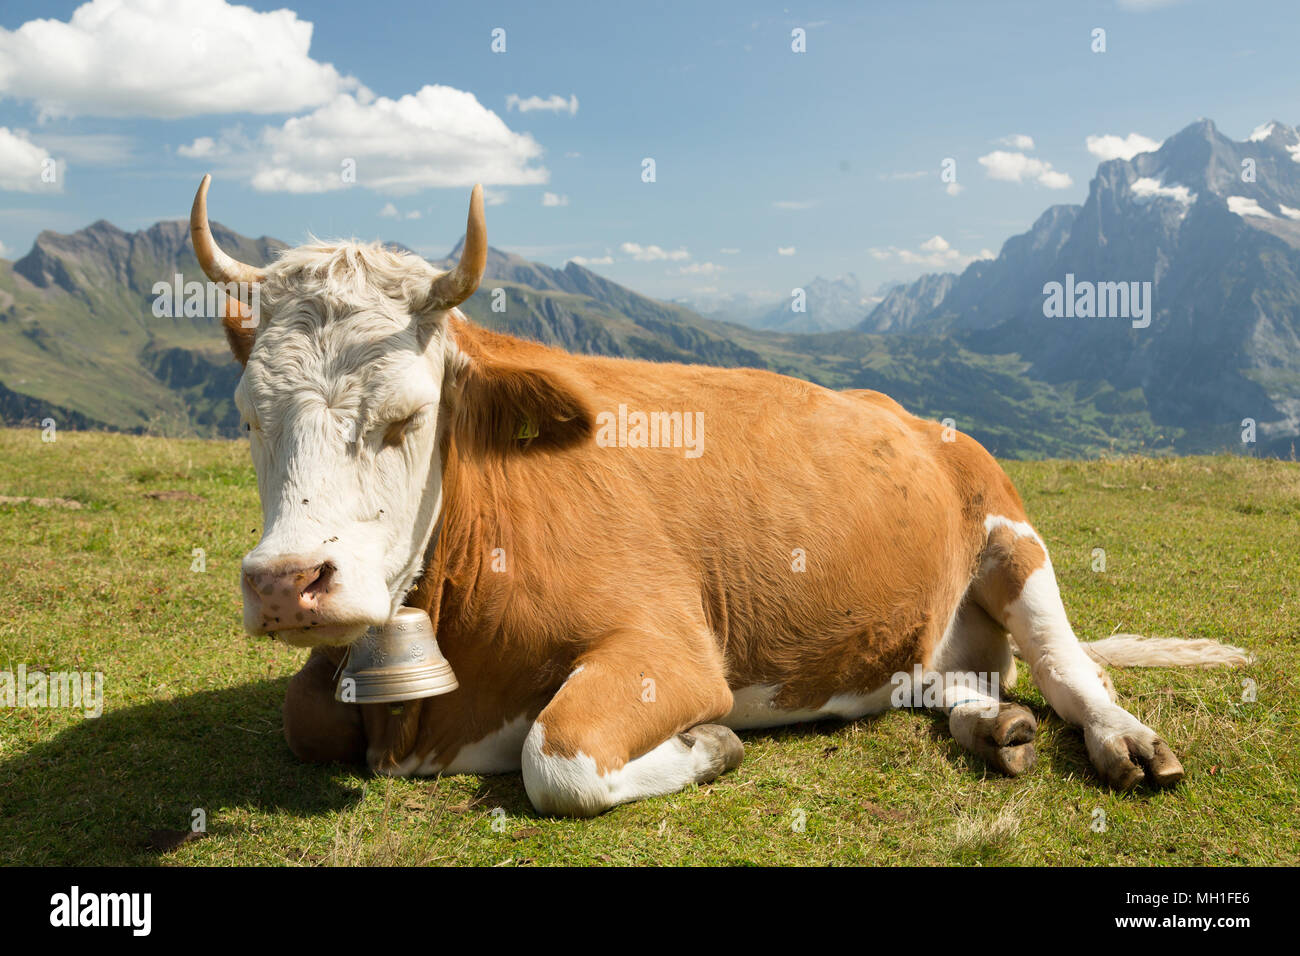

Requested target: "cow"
[{"left": 190, "top": 175, "right": 1250, "bottom": 816}]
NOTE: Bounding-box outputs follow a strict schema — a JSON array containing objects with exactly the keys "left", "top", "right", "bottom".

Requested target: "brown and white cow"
[{"left": 191, "top": 176, "right": 1249, "bottom": 816}]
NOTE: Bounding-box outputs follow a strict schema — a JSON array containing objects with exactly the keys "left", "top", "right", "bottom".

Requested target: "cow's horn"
[
  {"left": 424, "top": 184, "right": 487, "bottom": 312},
  {"left": 190, "top": 174, "right": 264, "bottom": 294}
]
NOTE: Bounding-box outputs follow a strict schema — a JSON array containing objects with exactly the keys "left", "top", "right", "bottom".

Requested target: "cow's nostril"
[{"left": 303, "top": 562, "right": 335, "bottom": 598}]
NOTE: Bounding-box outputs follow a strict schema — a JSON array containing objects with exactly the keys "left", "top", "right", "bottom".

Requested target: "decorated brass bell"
[{"left": 334, "top": 607, "right": 458, "bottom": 704}]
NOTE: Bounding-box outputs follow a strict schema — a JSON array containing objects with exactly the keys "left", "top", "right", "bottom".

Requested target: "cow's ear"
[
  {"left": 452, "top": 354, "right": 594, "bottom": 456},
  {"left": 222, "top": 295, "right": 256, "bottom": 366}
]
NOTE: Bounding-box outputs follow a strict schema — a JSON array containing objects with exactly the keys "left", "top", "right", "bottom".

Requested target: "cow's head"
[{"left": 191, "top": 175, "right": 501, "bottom": 648}]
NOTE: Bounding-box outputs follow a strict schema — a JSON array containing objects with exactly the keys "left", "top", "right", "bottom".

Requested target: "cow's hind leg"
[
  {"left": 929, "top": 601, "right": 1037, "bottom": 776},
  {"left": 283, "top": 648, "right": 366, "bottom": 765},
  {"left": 972, "top": 517, "right": 1184, "bottom": 790},
  {"left": 521, "top": 630, "right": 740, "bottom": 817}
]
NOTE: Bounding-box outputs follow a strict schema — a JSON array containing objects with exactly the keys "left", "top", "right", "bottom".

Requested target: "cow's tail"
[{"left": 1076, "top": 634, "right": 1252, "bottom": 668}]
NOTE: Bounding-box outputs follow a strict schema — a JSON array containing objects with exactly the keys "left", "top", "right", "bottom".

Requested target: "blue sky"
[{"left": 1, "top": 0, "right": 1297, "bottom": 306}]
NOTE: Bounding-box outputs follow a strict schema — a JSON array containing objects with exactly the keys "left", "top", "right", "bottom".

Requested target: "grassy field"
[{"left": 0, "top": 427, "right": 1296, "bottom": 866}]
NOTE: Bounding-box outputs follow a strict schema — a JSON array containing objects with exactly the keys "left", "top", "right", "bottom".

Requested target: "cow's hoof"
[
  {"left": 680, "top": 723, "right": 745, "bottom": 779},
  {"left": 1085, "top": 711, "right": 1184, "bottom": 790},
  {"left": 954, "top": 702, "right": 1037, "bottom": 777}
]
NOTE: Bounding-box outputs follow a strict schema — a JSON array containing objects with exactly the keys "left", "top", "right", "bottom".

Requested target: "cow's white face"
[
  {"left": 190, "top": 178, "right": 486, "bottom": 648},
  {"left": 234, "top": 252, "right": 459, "bottom": 647}
]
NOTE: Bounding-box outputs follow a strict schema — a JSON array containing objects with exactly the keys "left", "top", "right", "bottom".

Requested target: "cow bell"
[{"left": 334, "top": 607, "right": 458, "bottom": 705}]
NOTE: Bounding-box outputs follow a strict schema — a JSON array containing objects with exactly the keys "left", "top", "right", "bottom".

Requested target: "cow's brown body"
[{"left": 294, "top": 317, "right": 1027, "bottom": 777}]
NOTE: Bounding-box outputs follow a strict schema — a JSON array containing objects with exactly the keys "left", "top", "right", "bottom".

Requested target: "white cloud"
[
  {"left": 1131, "top": 177, "right": 1194, "bottom": 204},
  {"left": 679, "top": 262, "right": 723, "bottom": 276},
  {"left": 178, "top": 136, "right": 218, "bottom": 159},
  {"left": 868, "top": 235, "right": 994, "bottom": 270},
  {"left": 620, "top": 242, "right": 689, "bottom": 262},
  {"left": 378, "top": 203, "right": 421, "bottom": 219},
  {"left": 0, "top": 127, "right": 58, "bottom": 192},
  {"left": 227, "top": 86, "right": 546, "bottom": 194},
  {"left": 1227, "top": 196, "right": 1275, "bottom": 219},
  {"left": 977, "top": 150, "right": 1073, "bottom": 189},
  {"left": 777, "top": 246, "right": 796, "bottom": 256},
  {"left": 1278, "top": 204, "right": 1300, "bottom": 221},
  {"left": 569, "top": 254, "right": 614, "bottom": 266},
  {"left": 0, "top": 0, "right": 357, "bottom": 119},
  {"left": 1086, "top": 132, "right": 1161, "bottom": 161},
  {"left": 997, "top": 133, "right": 1035, "bottom": 150},
  {"left": 483, "top": 189, "right": 508, "bottom": 206},
  {"left": 945, "top": 182, "right": 964, "bottom": 196},
  {"left": 542, "top": 192, "right": 569, "bottom": 207},
  {"left": 773, "top": 199, "right": 816, "bottom": 209},
  {"left": 506, "top": 93, "right": 579, "bottom": 116}
]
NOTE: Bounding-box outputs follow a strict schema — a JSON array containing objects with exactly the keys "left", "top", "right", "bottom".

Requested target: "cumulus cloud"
[
  {"left": 997, "top": 133, "right": 1035, "bottom": 150},
  {"left": 977, "top": 150, "right": 1073, "bottom": 188},
  {"left": 620, "top": 242, "right": 689, "bottom": 262},
  {"left": 568, "top": 254, "right": 614, "bottom": 266},
  {"left": 0, "top": 0, "right": 357, "bottom": 119},
  {"left": 678, "top": 262, "right": 723, "bottom": 276},
  {"left": 945, "top": 182, "right": 964, "bottom": 196},
  {"left": 777, "top": 246, "right": 796, "bottom": 256},
  {"left": 506, "top": 94, "right": 579, "bottom": 116},
  {"left": 378, "top": 202, "right": 421, "bottom": 219},
  {"left": 1130, "top": 177, "right": 1194, "bottom": 204},
  {"left": 178, "top": 135, "right": 220, "bottom": 158},
  {"left": 542, "top": 192, "right": 569, "bottom": 207},
  {"left": 213, "top": 86, "right": 548, "bottom": 194},
  {"left": 869, "top": 235, "right": 994, "bottom": 270},
  {"left": 1086, "top": 132, "right": 1161, "bottom": 161},
  {"left": 0, "top": 127, "right": 59, "bottom": 192}
]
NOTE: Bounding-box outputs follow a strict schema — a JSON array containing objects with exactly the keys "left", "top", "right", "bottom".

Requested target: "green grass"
[{"left": 0, "top": 428, "right": 1296, "bottom": 866}]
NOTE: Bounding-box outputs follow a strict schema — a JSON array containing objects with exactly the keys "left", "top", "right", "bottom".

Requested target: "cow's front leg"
[
  {"left": 521, "top": 631, "right": 740, "bottom": 817},
  {"left": 283, "top": 647, "right": 366, "bottom": 764}
]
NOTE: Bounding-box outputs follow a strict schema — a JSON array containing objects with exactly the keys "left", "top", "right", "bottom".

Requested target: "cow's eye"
[{"left": 382, "top": 413, "right": 416, "bottom": 447}]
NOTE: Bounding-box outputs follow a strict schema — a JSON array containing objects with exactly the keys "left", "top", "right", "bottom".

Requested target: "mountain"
[
  {"left": 0, "top": 216, "right": 1162, "bottom": 458},
  {"left": 4, "top": 121, "right": 1296, "bottom": 459},
  {"left": 753, "top": 274, "right": 878, "bottom": 334},
  {"left": 690, "top": 275, "right": 884, "bottom": 334},
  {"left": 859, "top": 118, "right": 1300, "bottom": 456},
  {"left": 863, "top": 272, "right": 958, "bottom": 332}
]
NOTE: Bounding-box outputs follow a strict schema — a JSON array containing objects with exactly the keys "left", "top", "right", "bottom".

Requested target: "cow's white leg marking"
[
  {"left": 989, "top": 516, "right": 1182, "bottom": 787},
  {"left": 415, "top": 714, "right": 532, "bottom": 775},
  {"left": 520, "top": 721, "right": 737, "bottom": 817}
]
